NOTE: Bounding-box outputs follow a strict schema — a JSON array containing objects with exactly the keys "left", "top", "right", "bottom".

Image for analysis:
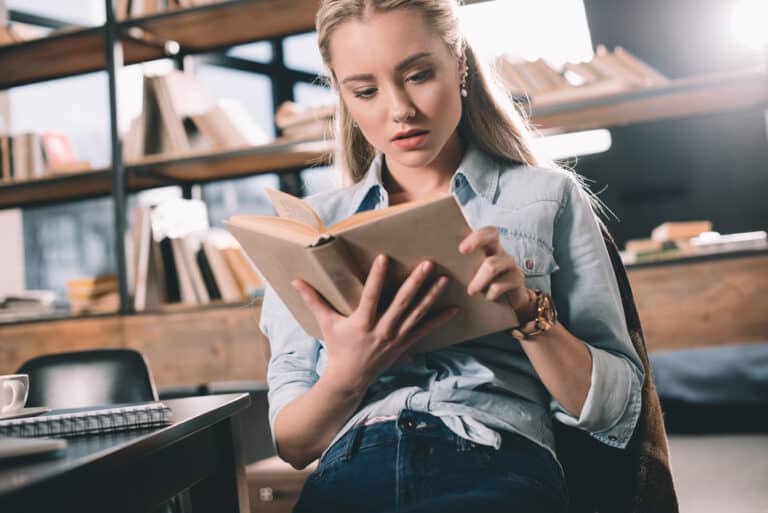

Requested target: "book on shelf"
[
  {"left": 225, "top": 189, "right": 520, "bottom": 353},
  {"left": 66, "top": 275, "right": 120, "bottom": 315},
  {"left": 496, "top": 46, "right": 669, "bottom": 109},
  {"left": 127, "top": 200, "right": 256, "bottom": 311},
  {"left": 0, "top": 22, "right": 49, "bottom": 47},
  {"left": 0, "top": 132, "right": 90, "bottom": 182},
  {"left": 275, "top": 101, "right": 334, "bottom": 142},
  {"left": 0, "top": 402, "right": 172, "bottom": 438},
  {"left": 116, "top": 0, "right": 216, "bottom": 20},
  {"left": 651, "top": 220, "right": 713, "bottom": 242},
  {"left": 123, "top": 71, "right": 268, "bottom": 161}
]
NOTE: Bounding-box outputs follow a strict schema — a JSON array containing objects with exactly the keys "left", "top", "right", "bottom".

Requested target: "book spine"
[{"left": 307, "top": 237, "right": 364, "bottom": 316}]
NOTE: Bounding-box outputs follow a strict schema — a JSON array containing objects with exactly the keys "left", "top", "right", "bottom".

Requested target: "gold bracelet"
[{"left": 510, "top": 290, "right": 557, "bottom": 341}]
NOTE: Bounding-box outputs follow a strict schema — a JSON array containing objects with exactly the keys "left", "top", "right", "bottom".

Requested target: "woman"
[{"left": 259, "top": 1, "right": 644, "bottom": 511}]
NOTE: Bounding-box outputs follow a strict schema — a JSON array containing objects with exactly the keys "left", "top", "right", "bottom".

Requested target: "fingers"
[
  {"left": 376, "top": 260, "right": 434, "bottom": 339},
  {"left": 400, "top": 306, "right": 460, "bottom": 348},
  {"left": 459, "top": 226, "right": 501, "bottom": 256},
  {"left": 467, "top": 255, "right": 518, "bottom": 296},
  {"left": 358, "top": 254, "right": 388, "bottom": 327},
  {"left": 291, "top": 279, "right": 338, "bottom": 329},
  {"left": 397, "top": 275, "right": 450, "bottom": 338}
]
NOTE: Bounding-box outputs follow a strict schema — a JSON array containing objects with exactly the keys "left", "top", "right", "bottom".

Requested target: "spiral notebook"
[{"left": 0, "top": 402, "right": 173, "bottom": 438}]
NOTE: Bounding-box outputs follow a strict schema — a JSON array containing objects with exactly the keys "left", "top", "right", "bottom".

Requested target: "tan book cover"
[
  {"left": 202, "top": 241, "right": 244, "bottom": 302},
  {"left": 222, "top": 246, "right": 263, "bottom": 298},
  {"left": 170, "top": 237, "right": 200, "bottom": 304},
  {"left": 225, "top": 189, "right": 520, "bottom": 353},
  {"left": 592, "top": 46, "right": 646, "bottom": 87},
  {"left": 613, "top": 47, "right": 668, "bottom": 86},
  {"left": 651, "top": 221, "right": 713, "bottom": 242},
  {"left": 529, "top": 59, "right": 569, "bottom": 92},
  {"left": 495, "top": 57, "right": 532, "bottom": 95}
]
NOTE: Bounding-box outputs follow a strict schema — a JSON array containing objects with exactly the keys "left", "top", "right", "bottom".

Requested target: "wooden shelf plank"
[
  {"left": 531, "top": 69, "right": 768, "bottom": 133},
  {"left": 0, "top": 26, "right": 166, "bottom": 90},
  {"left": 0, "top": 142, "right": 331, "bottom": 210},
  {"left": 0, "top": 170, "right": 113, "bottom": 209},
  {"left": 127, "top": 139, "right": 333, "bottom": 183},
  {"left": 121, "top": 0, "right": 319, "bottom": 52}
]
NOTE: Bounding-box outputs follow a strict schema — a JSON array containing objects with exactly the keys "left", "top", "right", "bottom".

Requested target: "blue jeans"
[{"left": 293, "top": 410, "right": 568, "bottom": 513}]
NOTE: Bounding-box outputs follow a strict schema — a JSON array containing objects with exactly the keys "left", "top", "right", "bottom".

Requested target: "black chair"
[
  {"left": 17, "top": 348, "right": 158, "bottom": 408},
  {"left": 16, "top": 349, "right": 186, "bottom": 513}
]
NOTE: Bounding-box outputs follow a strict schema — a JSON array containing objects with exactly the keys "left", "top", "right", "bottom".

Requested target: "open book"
[{"left": 225, "top": 189, "right": 519, "bottom": 353}]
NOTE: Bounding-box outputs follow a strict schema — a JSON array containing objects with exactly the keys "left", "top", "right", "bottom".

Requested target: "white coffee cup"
[{"left": 0, "top": 374, "right": 29, "bottom": 414}]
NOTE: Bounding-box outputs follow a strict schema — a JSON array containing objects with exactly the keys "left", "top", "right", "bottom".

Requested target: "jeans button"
[{"left": 400, "top": 418, "right": 415, "bottom": 430}]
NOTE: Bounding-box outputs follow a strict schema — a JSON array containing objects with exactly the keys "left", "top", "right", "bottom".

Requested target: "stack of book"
[
  {"left": 116, "top": 0, "right": 223, "bottom": 19},
  {"left": 127, "top": 199, "right": 262, "bottom": 312},
  {"left": 0, "top": 290, "right": 58, "bottom": 322},
  {"left": 275, "top": 101, "right": 335, "bottom": 142},
  {"left": 123, "top": 70, "right": 269, "bottom": 162},
  {"left": 496, "top": 46, "right": 668, "bottom": 108},
  {"left": 66, "top": 275, "right": 120, "bottom": 314},
  {"left": 621, "top": 220, "right": 768, "bottom": 264},
  {"left": 0, "top": 132, "right": 91, "bottom": 183}
]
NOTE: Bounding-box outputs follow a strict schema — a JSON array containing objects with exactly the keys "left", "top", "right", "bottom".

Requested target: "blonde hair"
[{"left": 316, "top": 0, "right": 552, "bottom": 185}]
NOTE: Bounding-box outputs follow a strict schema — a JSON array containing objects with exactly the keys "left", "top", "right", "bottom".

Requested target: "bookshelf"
[
  {"left": 530, "top": 68, "right": 768, "bottom": 133},
  {"left": 0, "top": 140, "right": 332, "bottom": 209},
  {"left": 0, "top": 0, "right": 765, "bottom": 330}
]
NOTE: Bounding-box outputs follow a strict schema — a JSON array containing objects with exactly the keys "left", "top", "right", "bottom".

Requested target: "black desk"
[{"left": 0, "top": 393, "right": 251, "bottom": 512}]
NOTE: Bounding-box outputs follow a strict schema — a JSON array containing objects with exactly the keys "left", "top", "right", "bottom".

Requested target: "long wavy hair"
[{"left": 316, "top": 0, "right": 555, "bottom": 186}]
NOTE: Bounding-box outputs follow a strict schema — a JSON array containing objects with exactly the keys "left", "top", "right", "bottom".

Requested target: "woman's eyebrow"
[{"left": 340, "top": 52, "right": 433, "bottom": 84}]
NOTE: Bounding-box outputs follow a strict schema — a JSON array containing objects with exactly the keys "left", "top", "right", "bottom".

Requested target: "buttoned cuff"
[{"left": 553, "top": 345, "right": 643, "bottom": 449}]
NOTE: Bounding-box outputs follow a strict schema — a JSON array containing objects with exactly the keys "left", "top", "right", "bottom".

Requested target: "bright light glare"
[
  {"left": 533, "top": 130, "right": 612, "bottom": 160},
  {"left": 459, "top": 0, "right": 594, "bottom": 67},
  {"left": 731, "top": 0, "right": 768, "bottom": 50}
]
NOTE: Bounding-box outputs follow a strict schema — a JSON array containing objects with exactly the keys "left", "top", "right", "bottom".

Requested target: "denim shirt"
[{"left": 259, "top": 145, "right": 644, "bottom": 464}]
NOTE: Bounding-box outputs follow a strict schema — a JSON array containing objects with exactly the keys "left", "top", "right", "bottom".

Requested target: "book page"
[
  {"left": 328, "top": 194, "right": 444, "bottom": 234},
  {"left": 225, "top": 216, "right": 322, "bottom": 246},
  {"left": 266, "top": 188, "right": 326, "bottom": 232}
]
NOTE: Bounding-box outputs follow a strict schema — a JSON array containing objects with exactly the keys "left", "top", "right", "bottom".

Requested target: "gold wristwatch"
[{"left": 510, "top": 289, "right": 557, "bottom": 341}]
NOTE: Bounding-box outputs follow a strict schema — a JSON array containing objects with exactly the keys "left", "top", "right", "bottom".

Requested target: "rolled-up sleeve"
[
  {"left": 259, "top": 284, "right": 321, "bottom": 455},
  {"left": 550, "top": 177, "right": 644, "bottom": 449}
]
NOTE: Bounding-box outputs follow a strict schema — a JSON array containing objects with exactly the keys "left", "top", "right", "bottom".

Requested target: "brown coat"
[{"left": 554, "top": 227, "right": 679, "bottom": 513}]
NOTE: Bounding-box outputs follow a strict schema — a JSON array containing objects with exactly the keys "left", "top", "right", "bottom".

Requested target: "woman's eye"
[
  {"left": 407, "top": 69, "right": 433, "bottom": 83},
  {"left": 354, "top": 88, "right": 377, "bottom": 99}
]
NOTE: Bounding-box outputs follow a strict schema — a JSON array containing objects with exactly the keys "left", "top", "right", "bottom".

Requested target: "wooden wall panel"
[
  {"left": 627, "top": 254, "right": 768, "bottom": 351},
  {"left": 0, "top": 304, "right": 268, "bottom": 387},
  {"left": 0, "top": 316, "right": 123, "bottom": 375}
]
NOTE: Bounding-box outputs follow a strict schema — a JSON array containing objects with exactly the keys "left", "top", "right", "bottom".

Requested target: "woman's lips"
[{"left": 392, "top": 131, "right": 429, "bottom": 150}]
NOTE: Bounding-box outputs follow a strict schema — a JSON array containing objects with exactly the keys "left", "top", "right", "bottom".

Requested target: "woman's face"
[{"left": 329, "top": 8, "right": 464, "bottom": 170}]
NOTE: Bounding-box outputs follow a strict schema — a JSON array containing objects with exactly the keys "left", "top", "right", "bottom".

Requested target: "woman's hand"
[
  {"left": 291, "top": 255, "right": 458, "bottom": 396},
  {"left": 458, "top": 227, "right": 534, "bottom": 318}
]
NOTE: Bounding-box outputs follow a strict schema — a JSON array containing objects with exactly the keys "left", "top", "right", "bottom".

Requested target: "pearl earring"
[{"left": 460, "top": 65, "right": 468, "bottom": 98}]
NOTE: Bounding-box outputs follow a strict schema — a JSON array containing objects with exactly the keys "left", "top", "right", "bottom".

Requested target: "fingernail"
[
  {"left": 377, "top": 254, "right": 386, "bottom": 266},
  {"left": 421, "top": 261, "right": 432, "bottom": 273},
  {"left": 291, "top": 280, "right": 300, "bottom": 289}
]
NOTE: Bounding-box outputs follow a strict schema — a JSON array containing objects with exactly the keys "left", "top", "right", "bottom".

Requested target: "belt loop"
[{"left": 340, "top": 424, "right": 365, "bottom": 463}]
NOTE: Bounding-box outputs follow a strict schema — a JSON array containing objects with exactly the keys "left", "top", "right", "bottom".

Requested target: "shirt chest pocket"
[{"left": 497, "top": 232, "right": 559, "bottom": 293}]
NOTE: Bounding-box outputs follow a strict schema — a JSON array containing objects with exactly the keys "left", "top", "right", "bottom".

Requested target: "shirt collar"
[{"left": 347, "top": 143, "right": 501, "bottom": 216}]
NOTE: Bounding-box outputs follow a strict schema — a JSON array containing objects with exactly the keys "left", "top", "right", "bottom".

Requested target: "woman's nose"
[{"left": 389, "top": 89, "right": 416, "bottom": 123}]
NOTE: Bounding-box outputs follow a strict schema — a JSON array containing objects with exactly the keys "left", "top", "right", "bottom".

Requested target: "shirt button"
[{"left": 525, "top": 259, "right": 534, "bottom": 270}]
